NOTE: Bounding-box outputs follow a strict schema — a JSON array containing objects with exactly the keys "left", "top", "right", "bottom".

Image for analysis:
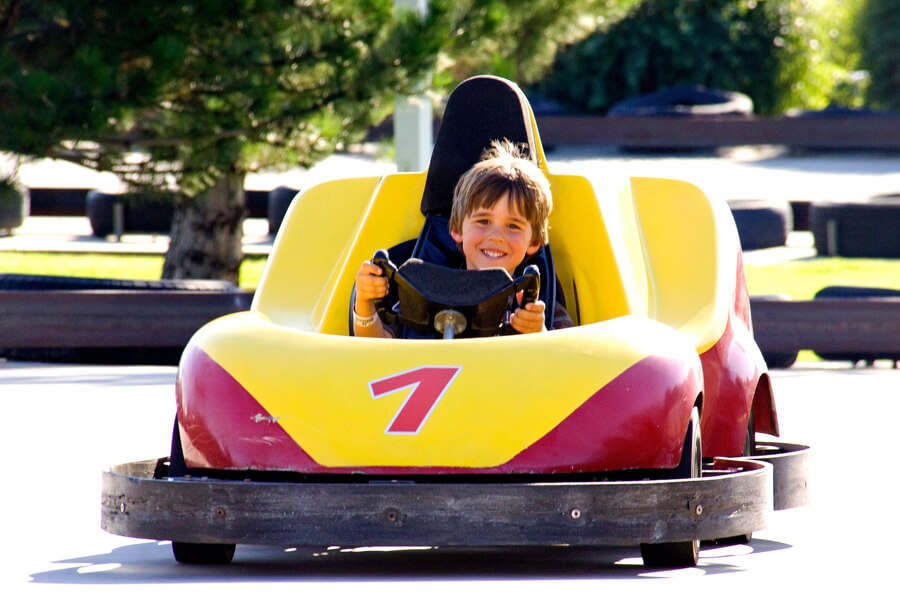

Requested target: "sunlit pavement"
[{"left": 2, "top": 358, "right": 898, "bottom": 596}]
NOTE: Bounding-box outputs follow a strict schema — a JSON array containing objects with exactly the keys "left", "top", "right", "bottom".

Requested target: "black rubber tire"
[
  {"left": 815, "top": 285, "right": 900, "bottom": 300},
  {"left": 85, "top": 190, "right": 174, "bottom": 237},
  {"left": 244, "top": 189, "right": 269, "bottom": 219},
  {"left": 728, "top": 199, "right": 793, "bottom": 250},
  {"left": 0, "top": 185, "right": 29, "bottom": 233},
  {"left": 0, "top": 273, "right": 238, "bottom": 291},
  {"left": 753, "top": 294, "right": 799, "bottom": 369},
  {"left": 641, "top": 407, "right": 701, "bottom": 568},
  {"left": 764, "top": 351, "right": 798, "bottom": 369},
  {"left": 641, "top": 538, "right": 700, "bottom": 569},
  {"left": 813, "top": 285, "right": 900, "bottom": 363},
  {"left": 167, "top": 420, "right": 237, "bottom": 562},
  {"left": 809, "top": 194, "right": 900, "bottom": 257},
  {"left": 608, "top": 86, "right": 753, "bottom": 117},
  {"left": 85, "top": 190, "right": 117, "bottom": 237},
  {"left": 267, "top": 186, "right": 298, "bottom": 235},
  {"left": 25, "top": 187, "right": 89, "bottom": 217},
  {"left": 609, "top": 86, "right": 753, "bottom": 153},
  {"left": 172, "top": 542, "right": 236, "bottom": 565},
  {"left": 744, "top": 409, "right": 757, "bottom": 457},
  {"left": 790, "top": 200, "right": 811, "bottom": 232},
  {"left": 168, "top": 417, "right": 188, "bottom": 478},
  {"left": 709, "top": 410, "right": 756, "bottom": 546}
]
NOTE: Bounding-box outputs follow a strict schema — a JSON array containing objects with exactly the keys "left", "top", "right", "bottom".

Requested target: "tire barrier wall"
[
  {"left": 728, "top": 199, "right": 793, "bottom": 250},
  {"left": 267, "top": 186, "right": 298, "bottom": 235},
  {"left": 26, "top": 188, "right": 292, "bottom": 236},
  {"left": 0, "top": 273, "right": 238, "bottom": 292},
  {"left": 809, "top": 194, "right": 900, "bottom": 258},
  {"left": 1, "top": 288, "right": 898, "bottom": 367},
  {"left": 0, "top": 274, "right": 251, "bottom": 365},
  {"left": 750, "top": 293, "right": 900, "bottom": 367},
  {"left": 809, "top": 286, "right": 900, "bottom": 363}
]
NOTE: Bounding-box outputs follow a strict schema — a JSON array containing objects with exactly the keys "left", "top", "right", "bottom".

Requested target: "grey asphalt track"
[
  {"left": 1, "top": 360, "right": 898, "bottom": 596},
  {"left": 2, "top": 146, "right": 900, "bottom": 595}
]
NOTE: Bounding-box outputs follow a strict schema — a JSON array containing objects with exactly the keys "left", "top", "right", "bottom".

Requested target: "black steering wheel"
[{"left": 371, "top": 249, "right": 539, "bottom": 339}]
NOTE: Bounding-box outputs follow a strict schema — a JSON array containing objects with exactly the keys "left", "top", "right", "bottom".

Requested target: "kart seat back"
[
  {"left": 419, "top": 75, "right": 538, "bottom": 217},
  {"left": 403, "top": 76, "right": 560, "bottom": 330}
]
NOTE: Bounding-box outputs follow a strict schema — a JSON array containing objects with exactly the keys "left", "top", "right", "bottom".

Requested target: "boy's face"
[{"left": 450, "top": 191, "right": 541, "bottom": 274}]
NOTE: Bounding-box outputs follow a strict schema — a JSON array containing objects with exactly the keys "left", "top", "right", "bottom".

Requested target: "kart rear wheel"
[
  {"left": 172, "top": 542, "right": 236, "bottom": 565},
  {"left": 641, "top": 407, "right": 701, "bottom": 568},
  {"left": 724, "top": 411, "right": 757, "bottom": 545}
]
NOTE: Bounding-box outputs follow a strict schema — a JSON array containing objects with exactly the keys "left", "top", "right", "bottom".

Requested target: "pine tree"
[{"left": 0, "top": 0, "right": 622, "bottom": 282}]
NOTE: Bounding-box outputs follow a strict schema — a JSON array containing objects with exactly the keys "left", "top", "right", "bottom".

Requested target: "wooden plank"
[
  {"left": 746, "top": 442, "right": 811, "bottom": 511},
  {"left": 536, "top": 115, "right": 900, "bottom": 149},
  {"left": 0, "top": 290, "right": 252, "bottom": 348},
  {"left": 102, "top": 458, "right": 773, "bottom": 548},
  {"left": 4, "top": 292, "right": 898, "bottom": 359},
  {"left": 372, "top": 114, "right": 900, "bottom": 149}
]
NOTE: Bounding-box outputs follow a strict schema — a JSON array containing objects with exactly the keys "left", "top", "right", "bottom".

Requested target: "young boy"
[{"left": 353, "top": 139, "right": 571, "bottom": 338}]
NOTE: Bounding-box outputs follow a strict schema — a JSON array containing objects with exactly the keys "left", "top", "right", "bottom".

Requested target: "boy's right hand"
[{"left": 355, "top": 260, "right": 389, "bottom": 315}]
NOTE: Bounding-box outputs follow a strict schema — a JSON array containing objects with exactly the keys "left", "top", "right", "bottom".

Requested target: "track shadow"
[
  {"left": 0, "top": 362, "right": 176, "bottom": 387},
  {"left": 29, "top": 539, "right": 793, "bottom": 585}
]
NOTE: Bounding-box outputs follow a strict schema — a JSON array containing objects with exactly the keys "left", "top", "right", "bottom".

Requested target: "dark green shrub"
[
  {"left": 858, "top": 0, "right": 900, "bottom": 110},
  {"left": 535, "top": 0, "right": 830, "bottom": 115}
]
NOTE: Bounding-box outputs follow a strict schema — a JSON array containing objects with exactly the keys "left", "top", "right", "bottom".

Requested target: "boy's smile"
[{"left": 450, "top": 192, "right": 541, "bottom": 274}]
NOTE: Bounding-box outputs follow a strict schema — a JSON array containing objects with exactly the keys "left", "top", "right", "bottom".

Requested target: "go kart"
[{"left": 102, "top": 76, "right": 809, "bottom": 568}]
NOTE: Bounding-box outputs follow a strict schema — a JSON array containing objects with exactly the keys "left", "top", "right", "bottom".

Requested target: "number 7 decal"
[{"left": 369, "top": 366, "right": 462, "bottom": 435}]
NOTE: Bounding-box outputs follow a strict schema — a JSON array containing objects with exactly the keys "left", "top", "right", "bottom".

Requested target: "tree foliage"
[
  {"left": 535, "top": 0, "right": 854, "bottom": 115},
  {"left": 1, "top": 0, "right": 446, "bottom": 195},
  {"left": 857, "top": 0, "right": 900, "bottom": 110},
  {"left": 0, "top": 0, "right": 629, "bottom": 281},
  {"left": 436, "top": 0, "right": 638, "bottom": 88}
]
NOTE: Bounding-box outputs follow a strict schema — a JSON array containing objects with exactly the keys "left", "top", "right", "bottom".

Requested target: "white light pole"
[{"left": 394, "top": 0, "right": 433, "bottom": 172}]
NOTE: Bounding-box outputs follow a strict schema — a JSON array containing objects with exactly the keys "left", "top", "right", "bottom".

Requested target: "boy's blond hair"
[{"left": 449, "top": 139, "right": 552, "bottom": 247}]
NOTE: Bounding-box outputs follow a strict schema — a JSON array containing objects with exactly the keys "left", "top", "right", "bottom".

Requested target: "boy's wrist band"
[{"left": 353, "top": 307, "right": 378, "bottom": 328}]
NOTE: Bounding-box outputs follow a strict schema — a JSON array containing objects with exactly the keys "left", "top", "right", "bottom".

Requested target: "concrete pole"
[{"left": 394, "top": 0, "right": 433, "bottom": 172}]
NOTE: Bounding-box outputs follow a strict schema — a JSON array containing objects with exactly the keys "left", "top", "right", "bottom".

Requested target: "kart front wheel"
[
  {"left": 172, "top": 542, "right": 236, "bottom": 565},
  {"left": 640, "top": 406, "right": 701, "bottom": 568}
]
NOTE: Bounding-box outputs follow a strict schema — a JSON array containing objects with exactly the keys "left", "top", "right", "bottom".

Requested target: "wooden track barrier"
[
  {"left": 535, "top": 115, "right": 900, "bottom": 150},
  {"left": 2, "top": 293, "right": 899, "bottom": 365},
  {"left": 750, "top": 296, "right": 900, "bottom": 359},
  {"left": 0, "top": 290, "right": 252, "bottom": 349}
]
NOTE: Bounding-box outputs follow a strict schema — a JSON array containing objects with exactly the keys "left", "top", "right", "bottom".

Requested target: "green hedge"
[
  {"left": 858, "top": 0, "right": 900, "bottom": 110},
  {"left": 535, "top": 0, "right": 839, "bottom": 115}
]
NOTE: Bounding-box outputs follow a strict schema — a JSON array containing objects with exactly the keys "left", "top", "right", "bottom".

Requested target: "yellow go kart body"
[{"left": 177, "top": 77, "right": 776, "bottom": 477}]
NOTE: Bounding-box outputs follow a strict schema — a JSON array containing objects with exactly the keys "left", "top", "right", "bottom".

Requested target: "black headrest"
[{"left": 420, "top": 76, "right": 537, "bottom": 216}]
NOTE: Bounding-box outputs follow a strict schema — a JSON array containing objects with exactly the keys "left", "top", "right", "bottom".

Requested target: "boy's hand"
[
  {"left": 355, "top": 261, "right": 389, "bottom": 316},
  {"left": 510, "top": 296, "right": 546, "bottom": 334}
]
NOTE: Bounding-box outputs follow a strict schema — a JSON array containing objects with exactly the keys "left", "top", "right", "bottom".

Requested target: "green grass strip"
[
  {"left": 0, "top": 252, "right": 267, "bottom": 289},
  {"left": 744, "top": 257, "right": 900, "bottom": 300}
]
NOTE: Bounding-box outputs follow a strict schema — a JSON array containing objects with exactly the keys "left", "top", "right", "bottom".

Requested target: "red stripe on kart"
[
  {"left": 177, "top": 345, "right": 318, "bottom": 471},
  {"left": 177, "top": 348, "right": 701, "bottom": 475},
  {"left": 501, "top": 354, "right": 701, "bottom": 472}
]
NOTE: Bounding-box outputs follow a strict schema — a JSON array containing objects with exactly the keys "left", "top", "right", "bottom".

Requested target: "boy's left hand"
[{"left": 510, "top": 297, "right": 546, "bottom": 334}]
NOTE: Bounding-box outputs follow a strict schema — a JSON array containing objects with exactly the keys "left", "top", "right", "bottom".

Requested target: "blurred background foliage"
[
  {"left": 434, "top": 0, "right": 640, "bottom": 89},
  {"left": 525, "top": 0, "right": 898, "bottom": 117},
  {"left": 857, "top": 0, "right": 900, "bottom": 111}
]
